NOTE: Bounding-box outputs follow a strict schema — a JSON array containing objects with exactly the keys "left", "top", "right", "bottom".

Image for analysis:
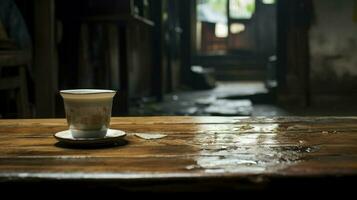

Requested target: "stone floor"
[
  {"left": 130, "top": 81, "right": 289, "bottom": 116},
  {"left": 130, "top": 81, "right": 357, "bottom": 117}
]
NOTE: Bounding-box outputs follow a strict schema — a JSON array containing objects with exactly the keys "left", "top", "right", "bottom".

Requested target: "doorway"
[{"left": 193, "top": 0, "right": 277, "bottom": 82}]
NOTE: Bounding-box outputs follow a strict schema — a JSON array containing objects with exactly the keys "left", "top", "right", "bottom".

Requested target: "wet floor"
[
  {"left": 130, "top": 81, "right": 289, "bottom": 116},
  {"left": 130, "top": 81, "right": 357, "bottom": 117}
]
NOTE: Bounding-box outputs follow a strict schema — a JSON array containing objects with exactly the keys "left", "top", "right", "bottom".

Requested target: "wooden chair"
[{"left": 0, "top": 50, "right": 31, "bottom": 118}]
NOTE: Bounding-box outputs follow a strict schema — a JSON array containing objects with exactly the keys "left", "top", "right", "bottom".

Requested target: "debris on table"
[
  {"left": 134, "top": 133, "right": 168, "bottom": 140},
  {"left": 234, "top": 124, "right": 254, "bottom": 131},
  {"left": 240, "top": 124, "right": 254, "bottom": 130},
  {"left": 286, "top": 125, "right": 311, "bottom": 131},
  {"left": 273, "top": 126, "right": 287, "bottom": 132},
  {"left": 185, "top": 164, "right": 202, "bottom": 170},
  {"left": 322, "top": 130, "right": 338, "bottom": 134}
]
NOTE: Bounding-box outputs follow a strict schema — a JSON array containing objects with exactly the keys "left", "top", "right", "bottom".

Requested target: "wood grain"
[{"left": 1, "top": 117, "right": 357, "bottom": 192}]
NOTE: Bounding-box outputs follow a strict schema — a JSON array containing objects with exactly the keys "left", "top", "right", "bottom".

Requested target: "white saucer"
[{"left": 54, "top": 129, "right": 126, "bottom": 146}]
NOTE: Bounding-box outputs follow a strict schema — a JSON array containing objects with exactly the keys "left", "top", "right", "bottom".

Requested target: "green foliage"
[{"left": 198, "top": 0, "right": 227, "bottom": 15}]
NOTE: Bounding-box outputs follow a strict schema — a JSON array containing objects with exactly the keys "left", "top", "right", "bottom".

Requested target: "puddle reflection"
[{"left": 193, "top": 123, "right": 312, "bottom": 173}]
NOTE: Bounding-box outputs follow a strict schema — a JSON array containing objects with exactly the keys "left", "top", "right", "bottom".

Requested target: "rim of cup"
[{"left": 60, "top": 89, "right": 116, "bottom": 99}]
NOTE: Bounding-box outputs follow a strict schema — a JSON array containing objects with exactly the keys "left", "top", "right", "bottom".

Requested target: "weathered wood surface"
[{"left": 1, "top": 116, "right": 357, "bottom": 192}]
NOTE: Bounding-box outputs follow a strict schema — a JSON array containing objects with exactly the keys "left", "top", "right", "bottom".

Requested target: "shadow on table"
[{"left": 54, "top": 139, "right": 129, "bottom": 149}]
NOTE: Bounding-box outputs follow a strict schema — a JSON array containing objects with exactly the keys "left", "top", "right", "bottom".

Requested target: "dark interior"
[{"left": 1, "top": 0, "right": 357, "bottom": 118}]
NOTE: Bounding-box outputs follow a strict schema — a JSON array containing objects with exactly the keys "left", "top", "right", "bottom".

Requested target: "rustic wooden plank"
[
  {"left": 107, "top": 23, "right": 120, "bottom": 89},
  {"left": 82, "top": 14, "right": 155, "bottom": 27},
  {"left": 0, "top": 77, "right": 20, "bottom": 90},
  {"left": 0, "top": 117, "right": 357, "bottom": 192},
  {"left": 17, "top": 65, "right": 31, "bottom": 118},
  {"left": 0, "top": 51, "right": 31, "bottom": 66},
  {"left": 33, "top": 0, "right": 57, "bottom": 117},
  {"left": 78, "top": 22, "right": 92, "bottom": 88},
  {"left": 1, "top": 116, "right": 357, "bottom": 126}
]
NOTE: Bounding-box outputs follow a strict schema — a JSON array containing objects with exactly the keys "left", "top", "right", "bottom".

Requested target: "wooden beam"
[
  {"left": 107, "top": 24, "right": 120, "bottom": 90},
  {"left": 33, "top": 0, "right": 57, "bottom": 117},
  {"left": 151, "top": 0, "right": 164, "bottom": 101},
  {"left": 0, "top": 77, "right": 20, "bottom": 90},
  {"left": 180, "top": 0, "right": 195, "bottom": 86},
  {"left": 78, "top": 23, "right": 92, "bottom": 88},
  {"left": 114, "top": 26, "right": 129, "bottom": 115}
]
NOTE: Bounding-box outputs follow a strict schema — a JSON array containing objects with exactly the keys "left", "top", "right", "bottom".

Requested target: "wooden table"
[{"left": 1, "top": 117, "right": 357, "bottom": 194}]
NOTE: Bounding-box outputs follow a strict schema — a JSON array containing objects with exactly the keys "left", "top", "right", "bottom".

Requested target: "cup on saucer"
[{"left": 60, "top": 89, "right": 116, "bottom": 138}]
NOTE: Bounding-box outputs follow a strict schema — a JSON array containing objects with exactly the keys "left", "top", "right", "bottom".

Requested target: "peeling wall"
[{"left": 310, "top": 0, "right": 357, "bottom": 93}]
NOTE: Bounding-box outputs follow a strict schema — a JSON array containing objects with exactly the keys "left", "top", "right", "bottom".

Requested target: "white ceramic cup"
[{"left": 60, "top": 89, "right": 116, "bottom": 138}]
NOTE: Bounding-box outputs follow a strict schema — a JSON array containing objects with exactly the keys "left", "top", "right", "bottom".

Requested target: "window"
[
  {"left": 196, "top": 0, "right": 264, "bottom": 54},
  {"left": 197, "top": 0, "right": 227, "bottom": 24},
  {"left": 229, "top": 0, "right": 256, "bottom": 19}
]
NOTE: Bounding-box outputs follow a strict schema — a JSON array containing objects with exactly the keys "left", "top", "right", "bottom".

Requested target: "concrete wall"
[{"left": 310, "top": 0, "right": 357, "bottom": 96}]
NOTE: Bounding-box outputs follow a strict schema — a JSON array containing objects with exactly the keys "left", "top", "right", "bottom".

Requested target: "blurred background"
[{"left": 1, "top": 0, "right": 357, "bottom": 118}]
